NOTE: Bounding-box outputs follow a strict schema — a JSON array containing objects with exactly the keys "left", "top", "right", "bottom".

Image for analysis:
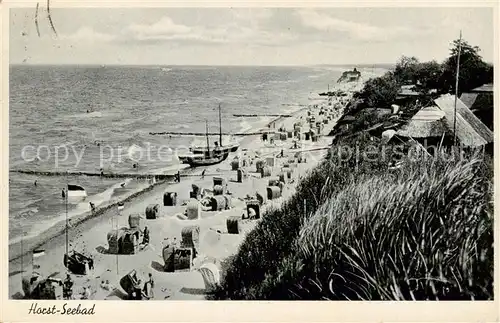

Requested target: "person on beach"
[
  {"left": 132, "top": 279, "right": 143, "bottom": 300},
  {"left": 62, "top": 189, "right": 66, "bottom": 199},
  {"left": 89, "top": 202, "right": 96, "bottom": 213},
  {"left": 162, "top": 237, "right": 170, "bottom": 248},
  {"left": 63, "top": 274, "right": 73, "bottom": 300},
  {"left": 34, "top": 180, "right": 37, "bottom": 186},
  {"left": 142, "top": 273, "right": 154, "bottom": 300},
  {"left": 81, "top": 286, "right": 91, "bottom": 300},
  {"left": 143, "top": 226, "right": 150, "bottom": 245},
  {"left": 201, "top": 169, "right": 206, "bottom": 179}
]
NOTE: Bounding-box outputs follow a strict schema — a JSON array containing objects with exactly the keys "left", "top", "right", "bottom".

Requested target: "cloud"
[
  {"left": 128, "top": 17, "right": 192, "bottom": 37},
  {"left": 295, "top": 9, "right": 413, "bottom": 42},
  {"left": 60, "top": 26, "right": 116, "bottom": 42},
  {"left": 119, "top": 15, "right": 296, "bottom": 46}
]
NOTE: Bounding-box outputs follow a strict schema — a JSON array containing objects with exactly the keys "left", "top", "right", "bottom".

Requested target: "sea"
[{"left": 9, "top": 64, "right": 386, "bottom": 246}]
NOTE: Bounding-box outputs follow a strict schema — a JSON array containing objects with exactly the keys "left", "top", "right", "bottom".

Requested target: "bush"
[{"left": 213, "top": 142, "right": 493, "bottom": 300}]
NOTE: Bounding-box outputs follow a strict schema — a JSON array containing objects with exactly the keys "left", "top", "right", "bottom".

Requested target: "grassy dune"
[{"left": 211, "top": 136, "right": 493, "bottom": 300}]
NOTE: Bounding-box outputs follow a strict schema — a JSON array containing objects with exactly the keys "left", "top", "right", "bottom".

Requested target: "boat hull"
[
  {"left": 178, "top": 151, "right": 230, "bottom": 167},
  {"left": 191, "top": 143, "right": 240, "bottom": 155}
]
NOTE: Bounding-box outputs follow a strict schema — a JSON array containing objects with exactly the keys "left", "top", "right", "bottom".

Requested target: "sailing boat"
[{"left": 178, "top": 103, "right": 239, "bottom": 167}]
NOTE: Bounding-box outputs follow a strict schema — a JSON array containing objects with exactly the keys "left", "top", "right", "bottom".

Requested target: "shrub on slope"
[
  {"left": 269, "top": 153, "right": 493, "bottom": 300},
  {"left": 211, "top": 134, "right": 396, "bottom": 300}
]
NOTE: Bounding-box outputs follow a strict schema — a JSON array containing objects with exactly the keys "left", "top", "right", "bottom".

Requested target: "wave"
[
  {"left": 68, "top": 111, "right": 106, "bottom": 119},
  {"left": 173, "top": 124, "right": 190, "bottom": 130}
]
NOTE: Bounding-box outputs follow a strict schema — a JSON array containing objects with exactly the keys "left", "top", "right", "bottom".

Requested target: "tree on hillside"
[
  {"left": 394, "top": 56, "right": 420, "bottom": 84},
  {"left": 414, "top": 60, "right": 443, "bottom": 95},
  {"left": 440, "top": 38, "right": 493, "bottom": 94},
  {"left": 355, "top": 72, "right": 399, "bottom": 109}
]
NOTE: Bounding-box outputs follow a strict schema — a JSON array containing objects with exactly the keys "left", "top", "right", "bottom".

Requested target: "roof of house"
[
  {"left": 460, "top": 91, "right": 494, "bottom": 112},
  {"left": 433, "top": 94, "right": 494, "bottom": 146},
  {"left": 470, "top": 83, "right": 493, "bottom": 93},
  {"left": 398, "top": 85, "right": 420, "bottom": 97},
  {"left": 339, "top": 115, "right": 356, "bottom": 123},
  {"left": 362, "top": 107, "right": 393, "bottom": 118},
  {"left": 396, "top": 106, "right": 449, "bottom": 138}
]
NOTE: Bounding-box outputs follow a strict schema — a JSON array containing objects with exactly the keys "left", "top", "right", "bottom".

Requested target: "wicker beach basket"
[
  {"left": 181, "top": 225, "right": 200, "bottom": 249},
  {"left": 163, "top": 192, "right": 177, "bottom": 206},
  {"left": 122, "top": 229, "right": 140, "bottom": 254},
  {"left": 128, "top": 214, "right": 141, "bottom": 229},
  {"left": 278, "top": 172, "right": 287, "bottom": 184},
  {"left": 278, "top": 181, "right": 285, "bottom": 193},
  {"left": 181, "top": 225, "right": 199, "bottom": 258},
  {"left": 198, "top": 262, "right": 221, "bottom": 293},
  {"left": 162, "top": 246, "right": 175, "bottom": 272},
  {"left": 255, "top": 159, "right": 265, "bottom": 172},
  {"left": 107, "top": 229, "right": 126, "bottom": 254},
  {"left": 145, "top": 204, "right": 159, "bottom": 219},
  {"left": 213, "top": 177, "right": 226, "bottom": 188},
  {"left": 267, "top": 186, "right": 281, "bottom": 200},
  {"left": 186, "top": 199, "right": 200, "bottom": 220},
  {"left": 260, "top": 166, "right": 271, "bottom": 178},
  {"left": 237, "top": 169, "right": 246, "bottom": 183},
  {"left": 256, "top": 191, "right": 267, "bottom": 205},
  {"left": 210, "top": 196, "right": 226, "bottom": 211},
  {"left": 246, "top": 200, "right": 260, "bottom": 219},
  {"left": 231, "top": 159, "right": 240, "bottom": 171},
  {"left": 265, "top": 157, "right": 276, "bottom": 167},
  {"left": 226, "top": 216, "right": 241, "bottom": 234},
  {"left": 268, "top": 176, "right": 280, "bottom": 187},
  {"left": 213, "top": 185, "right": 224, "bottom": 196},
  {"left": 191, "top": 184, "right": 201, "bottom": 200}
]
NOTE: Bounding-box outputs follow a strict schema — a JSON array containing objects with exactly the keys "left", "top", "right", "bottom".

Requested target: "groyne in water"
[
  {"left": 149, "top": 131, "right": 262, "bottom": 136},
  {"left": 10, "top": 169, "right": 177, "bottom": 180},
  {"left": 9, "top": 169, "right": 233, "bottom": 179},
  {"left": 232, "top": 114, "right": 292, "bottom": 118}
]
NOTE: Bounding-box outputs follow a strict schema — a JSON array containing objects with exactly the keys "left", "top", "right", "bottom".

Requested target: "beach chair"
[{"left": 198, "top": 262, "right": 221, "bottom": 293}]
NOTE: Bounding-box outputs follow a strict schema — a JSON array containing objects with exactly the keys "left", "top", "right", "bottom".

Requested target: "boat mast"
[
  {"left": 206, "top": 120, "right": 210, "bottom": 151},
  {"left": 218, "top": 103, "right": 223, "bottom": 147}
]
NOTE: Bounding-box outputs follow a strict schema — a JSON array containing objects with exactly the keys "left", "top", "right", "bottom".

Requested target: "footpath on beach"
[{"left": 9, "top": 85, "right": 358, "bottom": 301}]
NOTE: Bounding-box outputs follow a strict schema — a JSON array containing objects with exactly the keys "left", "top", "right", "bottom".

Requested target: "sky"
[{"left": 9, "top": 7, "right": 495, "bottom": 66}]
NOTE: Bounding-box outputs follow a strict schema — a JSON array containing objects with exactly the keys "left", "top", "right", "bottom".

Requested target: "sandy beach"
[{"left": 9, "top": 90, "right": 351, "bottom": 300}]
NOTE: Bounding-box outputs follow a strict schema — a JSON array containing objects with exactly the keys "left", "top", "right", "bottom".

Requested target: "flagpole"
[
  {"left": 115, "top": 209, "right": 119, "bottom": 275},
  {"left": 453, "top": 30, "right": 462, "bottom": 146},
  {"left": 65, "top": 171, "right": 69, "bottom": 258},
  {"left": 21, "top": 231, "right": 24, "bottom": 280},
  {"left": 218, "top": 103, "right": 223, "bottom": 147}
]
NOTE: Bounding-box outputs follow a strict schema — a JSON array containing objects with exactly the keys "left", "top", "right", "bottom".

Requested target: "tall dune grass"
[{"left": 212, "top": 139, "right": 493, "bottom": 300}]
